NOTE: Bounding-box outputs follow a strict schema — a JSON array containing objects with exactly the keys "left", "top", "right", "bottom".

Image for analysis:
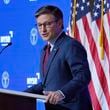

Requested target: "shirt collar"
[
  {"left": 48, "top": 31, "right": 63, "bottom": 51},
  {"left": 48, "top": 30, "right": 63, "bottom": 45}
]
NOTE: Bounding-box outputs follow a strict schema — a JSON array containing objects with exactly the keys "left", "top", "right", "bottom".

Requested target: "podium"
[{"left": 0, "top": 88, "right": 46, "bottom": 110}]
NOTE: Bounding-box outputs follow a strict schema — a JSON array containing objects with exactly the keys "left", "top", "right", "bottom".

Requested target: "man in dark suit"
[{"left": 25, "top": 5, "right": 93, "bottom": 110}]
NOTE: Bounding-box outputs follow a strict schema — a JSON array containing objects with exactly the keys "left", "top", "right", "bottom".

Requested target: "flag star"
[
  {"left": 96, "top": 4, "right": 100, "bottom": 9},
  {"left": 104, "top": 0, "right": 106, "bottom": 5},
  {"left": 72, "top": 13, "right": 75, "bottom": 18},
  {"left": 107, "top": 3, "right": 109, "bottom": 8},
  {"left": 72, "top": 6, "right": 75, "bottom": 10},
  {"left": 81, "top": 6, "right": 84, "bottom": 11},
  {"left": 76, "top": 3, "right": 79, "bottom": 8},
  {"left": 75, "top": 11, "right": 77, "bottom": 15},
  {"left": 82, "top": 0, "right": 86, "bottom": 3},
  {"left": 94, "top": 2, "right": 96, "bottom": 6},
  {"left": 94, "top": 11, "right": 98, "bottom": 17},
  {"left": 87, "top": 2, "right": 90, "bottom": 6}
]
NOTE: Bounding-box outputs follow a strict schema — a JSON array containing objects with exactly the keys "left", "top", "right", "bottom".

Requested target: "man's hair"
[{"left": 35, "top": 5, "right": 64, "bottom": 29}]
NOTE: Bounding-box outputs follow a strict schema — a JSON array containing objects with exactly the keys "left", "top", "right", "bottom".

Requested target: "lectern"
[{"left": 0, "top": 89, "right": 46, "bottom": 110}]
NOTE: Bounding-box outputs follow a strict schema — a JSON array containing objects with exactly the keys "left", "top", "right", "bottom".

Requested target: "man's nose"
[{"left": 41, "top": 25, "right": 47, "bottom": 31}]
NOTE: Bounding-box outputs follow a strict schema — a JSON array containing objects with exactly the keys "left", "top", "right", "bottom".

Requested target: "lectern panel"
[{"left": 0, "top": 93, "right": 36, "bottom": 110}]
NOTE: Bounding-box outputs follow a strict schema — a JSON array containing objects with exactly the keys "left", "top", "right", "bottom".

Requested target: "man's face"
[{"left": 36, "top": 14, "right": 62, "bottom": 41}]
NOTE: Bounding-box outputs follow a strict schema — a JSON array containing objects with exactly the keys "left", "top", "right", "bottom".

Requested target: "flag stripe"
[
  {"left": 82, "top": 16, "right": 110, "bottom": 108},
  {"left": 107, "top": 11, "right": 110, "bottom": 26},
  {"left": 91, "top": 16, "right": 110, "bottom": 93},
  {"left": 76, "top": 15, "right": 109, "bottom": 110},
  {"left": 95, "top": 16, "right": 109, "bottom": 60},
  {"left": 75, "top": 20, "right": 103, "bottom": 110},
  {"left": 103, "top": 30, "right": 109, "bottom": 60},
  {"left": 89, "top": 81, "right": 101, "bottom": 110},
  {"left": 74, "top": 23, "right": 81, "bottom": 42},
  {"left": 69, "top": 0, "right": 110, "bottom": 109}
]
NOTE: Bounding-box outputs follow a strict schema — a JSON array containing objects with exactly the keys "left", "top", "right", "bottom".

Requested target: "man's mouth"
[{"left": 42, "top": 33, "right": 48, "bottom": 37}]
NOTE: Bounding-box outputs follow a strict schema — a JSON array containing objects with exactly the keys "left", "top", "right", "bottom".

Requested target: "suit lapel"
[
  {"left": 46, "top": 32, "right": 66, "bottom": 74},
  {"left": 46, "top": 47, "right": 59, "bottom": 73},
  {"left": 42, "top": 32, "right": 66, "bottom": 86},
  {"left": 40, "top": 45, "right": 47, "bottom": 77}
]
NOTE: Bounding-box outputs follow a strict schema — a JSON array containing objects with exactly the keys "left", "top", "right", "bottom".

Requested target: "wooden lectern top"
[
  {"left": 0, "top": 88, "right": 46, "bottom": 100},
  {"left": 0, "top": 88, "right": 46, "bottom": 110}
]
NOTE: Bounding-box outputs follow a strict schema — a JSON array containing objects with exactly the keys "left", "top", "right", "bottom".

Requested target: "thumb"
[{"left": 43, "top": 91, "right": 50, "bottom": 95}]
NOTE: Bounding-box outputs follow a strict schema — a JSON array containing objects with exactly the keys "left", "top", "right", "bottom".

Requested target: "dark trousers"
[
  {"left": 45, "top": 103, "right": 70, "bottom": 110},
  {"left": 45, "top": 103, "right": 93, "bottom": 110}
]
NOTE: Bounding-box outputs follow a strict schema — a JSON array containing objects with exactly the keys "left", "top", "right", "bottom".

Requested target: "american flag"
[{"left": 69, "top": 0, "right": 110, "bottom": 110}]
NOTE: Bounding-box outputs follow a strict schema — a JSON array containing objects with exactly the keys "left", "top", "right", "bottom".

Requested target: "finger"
[
  {"left": 48, "top": 92, "right": 59, "bottom": 104},
  {"left": 49, "top": 93, "right": 57, "bottom": 104},
  {"left": 46, "top": 91, "right": 53, "bottom": 103},
  {"left": 52, "top": 94, "right": 59, "bottom": 104},
  {"left": 47, "top": 92, "right": 54, "bottom": 103},
  {"left": 51, "top": 91, "right": 63, "bottom": 104}
]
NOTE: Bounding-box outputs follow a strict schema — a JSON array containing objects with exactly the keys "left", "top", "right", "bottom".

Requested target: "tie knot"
[{"left": 47, "top": 44, "right": 51, "bottom": 51}]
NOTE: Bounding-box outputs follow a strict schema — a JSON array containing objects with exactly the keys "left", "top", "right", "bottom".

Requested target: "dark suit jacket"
[{"left": 25, "top": 32, "right": 92, "bottom": 110}]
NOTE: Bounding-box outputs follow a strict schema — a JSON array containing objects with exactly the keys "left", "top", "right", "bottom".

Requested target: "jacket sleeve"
[
  {"left": 24, "top": 82, "right": 43, "bottom": 94},
  {"left": 60, "top": 41, "right": 91, "bottom": 101}
]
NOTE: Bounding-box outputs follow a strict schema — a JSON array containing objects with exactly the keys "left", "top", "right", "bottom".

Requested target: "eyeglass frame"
[{"left": 35, "top": 19, "right": 58, "bottom": 29}]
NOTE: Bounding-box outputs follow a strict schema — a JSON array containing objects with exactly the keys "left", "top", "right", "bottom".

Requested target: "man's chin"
[{"left": 42, "top": 37, "right": 50, "bottom": 41}]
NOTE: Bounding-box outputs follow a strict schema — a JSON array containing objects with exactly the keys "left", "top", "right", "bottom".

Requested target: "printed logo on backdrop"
[
  {"left": 1, "top": 71, "right": 9, "bottom": 88},
  {"left": 27, "top": 72, "right": 40, "bottom": 88},
  {"left": 3, "top": 0, "right": 11, "bottom": 5},
  {"left": 30, "top": 27, "right": 38, "bottom": 46},
  {"left": 0, "top": 31, "right": 13, "bottom": 46}
]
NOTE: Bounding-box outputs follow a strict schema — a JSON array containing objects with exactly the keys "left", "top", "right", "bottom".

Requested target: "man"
[{"left": 25, "top": 5, "right": 93, "bottom": 110}]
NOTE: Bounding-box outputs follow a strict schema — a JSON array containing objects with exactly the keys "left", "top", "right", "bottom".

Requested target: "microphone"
[{"left": 0, "top": 42, "right": 12, "bottom": 54}]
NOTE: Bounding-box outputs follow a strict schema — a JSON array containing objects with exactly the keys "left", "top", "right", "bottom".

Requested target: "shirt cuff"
[{"left": 57, "top": 90, "right": 65, "bottom": 99}]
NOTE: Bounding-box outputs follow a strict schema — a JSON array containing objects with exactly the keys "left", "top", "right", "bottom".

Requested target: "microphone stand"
[{"left": 0, "top": 42, "right": 12, "bottom": 55}]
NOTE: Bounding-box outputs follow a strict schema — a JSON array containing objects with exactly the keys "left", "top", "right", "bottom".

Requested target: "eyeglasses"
[{"left": 36, "top": 20, "right": 57, "bottom": 29}]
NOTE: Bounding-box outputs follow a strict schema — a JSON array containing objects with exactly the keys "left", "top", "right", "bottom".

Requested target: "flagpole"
[
  {"left": 99, "top": 0, "right": 104, "bottom": 59},
  {"left": 71, "top": 0, "right": 77, "bottom": 37}
]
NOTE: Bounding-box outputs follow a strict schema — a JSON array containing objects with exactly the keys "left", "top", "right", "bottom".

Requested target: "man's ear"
[{"left": 57, "top": 19, "right": 63, "bottom": 29}]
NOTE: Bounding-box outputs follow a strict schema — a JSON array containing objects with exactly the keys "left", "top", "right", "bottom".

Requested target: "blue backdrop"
[
  {"left": 0, "top": 0, "right": 70, "bottom": 91},
  {"left": 0, "top": 1, "right": 71, "bottom": 110}
]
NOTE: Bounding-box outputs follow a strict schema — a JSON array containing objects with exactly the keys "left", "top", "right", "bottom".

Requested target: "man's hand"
[{"left": 43, "top": 91, "right": 64, "bottom": 105}]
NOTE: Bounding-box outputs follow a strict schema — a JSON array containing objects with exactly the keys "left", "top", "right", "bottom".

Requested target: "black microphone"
[{"left": 0, "top": 42, "right": 12, "bottom": 54}]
